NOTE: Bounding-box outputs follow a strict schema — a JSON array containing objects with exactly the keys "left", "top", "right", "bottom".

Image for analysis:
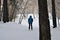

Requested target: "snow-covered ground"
[
  {"left": 0, "top": 22, "right": 39, "bottom": 40},
  {"left": 51, "top": 25, "right": 60, "bottom": 40},
  {"left": 0, "top": 13, "right": 60, "bottom": 40},
  {"left": 49, "top": 13, "right": 60, "bottom": 40},
  {"left": 0, "top": 14, "right": 39, "bottom": 40}
]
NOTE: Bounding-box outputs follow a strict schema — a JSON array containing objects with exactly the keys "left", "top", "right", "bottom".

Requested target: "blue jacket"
[{"left": 28, "top": 16, "right": 33, "bottom": 24}]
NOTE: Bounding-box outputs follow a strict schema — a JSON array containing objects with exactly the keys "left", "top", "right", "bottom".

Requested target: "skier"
[{"left": 28, "top": 16, "right": 33, "bottom": 30}]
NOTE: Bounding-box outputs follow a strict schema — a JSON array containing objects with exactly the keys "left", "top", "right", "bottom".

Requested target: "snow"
[
  {"left": 0, "top": 22, "right": 39, "bottom": 40},
  {"left": 0, "top": 13, "right": 60, "bottom": 40},
  {"left": 51, "top": 25, "right": 60, "bottom": 40},
  {"left": 0, "top": 14, "right": 39, "bottom": 40},
  {"left": 49, "top": 13, "right": 60, "bottom": 40}
]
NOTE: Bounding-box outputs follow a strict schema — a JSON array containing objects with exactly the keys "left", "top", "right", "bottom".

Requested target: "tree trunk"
[
  {"left": 3, "top": 0, "right": 9, "bottom": 23},
  {"left": 51, "top": 0, "right": 57, "bottom": 28},
  {"left": 38, "top": 0, "right": 51, "bottom": 40}
]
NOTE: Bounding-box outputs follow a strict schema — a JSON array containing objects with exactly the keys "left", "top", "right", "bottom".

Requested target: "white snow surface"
[
  {"left": 51, "top": 25, "right": 60, "bottom": 40},
  {"left": 0, "top": 22, "right": 39, "bottom": 40},
  {"left": 0, "top": 13, "right": 60, "bottom": 40},
  {"left": 0, "top": 14, "right": 39, "bottom": 40},
  {"left": 49, "top": 13, "right": 60, "bottom": 40}
]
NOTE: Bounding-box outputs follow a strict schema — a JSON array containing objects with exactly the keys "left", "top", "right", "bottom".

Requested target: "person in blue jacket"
[{"left": 28, "top": 16, "right": 33, "bottom": 30}]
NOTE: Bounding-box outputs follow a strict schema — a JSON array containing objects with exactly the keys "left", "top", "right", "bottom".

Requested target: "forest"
[{"left": 0, "top": 0, "right": 60, "bottom": 40}]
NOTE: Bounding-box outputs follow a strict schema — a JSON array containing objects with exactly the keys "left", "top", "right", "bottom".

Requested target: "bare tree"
[
  {"left": 3, "top": 0, "right": 9, "bottom": 23},
  {"left": 0, "top": 0, "right": 1, "bottom": 21},
  {"left": 8, "top": 0, "right": 16, "bottom": 21},
  {"left": 51, "top": 0, "right": 57, "bottom": 28},
  {"left": 38, "top": 0, "right": 51, "bottom": 40},
  {"left": 19, "top": 0, "right": 29, "bottom": 24}
]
